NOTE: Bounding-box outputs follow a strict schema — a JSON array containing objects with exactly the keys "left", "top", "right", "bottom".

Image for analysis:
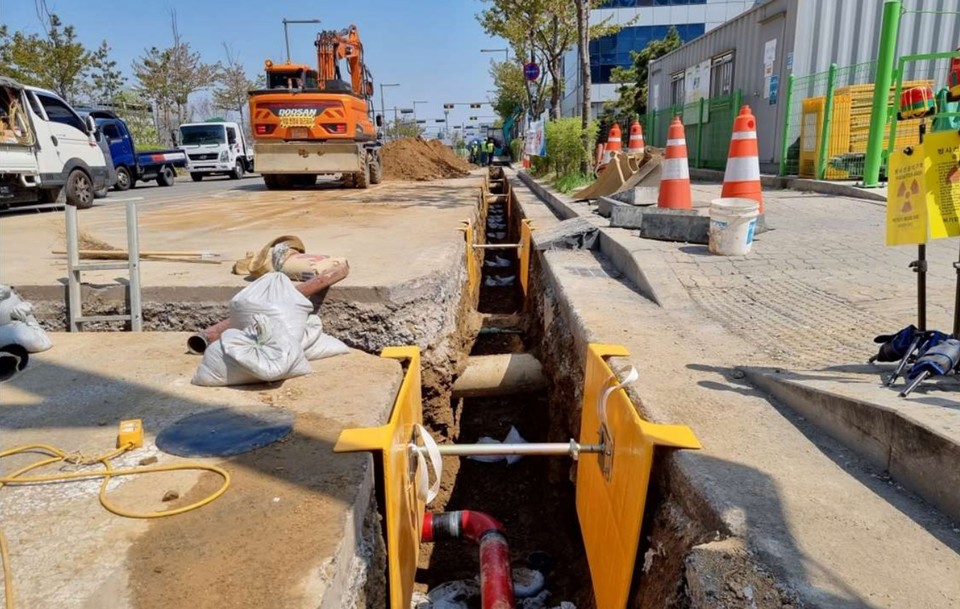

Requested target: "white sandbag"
[
  {"left": 0, "top": 284, "right": 24, "bottom": 326},
  {"left": 224, "top": 315, "right": 310, "bottom": 382},
  {"left": 191, "top": 338, "right": 259, "bottom": 387},
  {"left": 0, "top": 302, "right": 52, "bottom": 353},
  {"left": 301, "top": 314, "right": 350, "bottom": 360},
  {"left": 192, "top": 315, "right": 311, "bottom": 387},
  {"left": 229, "top": 273, "right": 312, "bottom": 344}
]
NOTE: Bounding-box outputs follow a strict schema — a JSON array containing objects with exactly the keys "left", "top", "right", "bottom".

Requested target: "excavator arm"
[{"left": 316, "top": 25, "right": 367, "bottom": 97}]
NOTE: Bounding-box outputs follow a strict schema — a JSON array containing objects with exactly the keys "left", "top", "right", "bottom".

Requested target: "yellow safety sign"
[
  {"left": 886, "top": 148, "right": 928, "bottom": 246},
  {"left": 922, "top": 130, "right": 960, "bottom": 240},
  {"left": 334, "top": 346, "right": 425, "bottom": 609},
  {"left": 576, "top": 344, "right": 701, "bottom": 609}
]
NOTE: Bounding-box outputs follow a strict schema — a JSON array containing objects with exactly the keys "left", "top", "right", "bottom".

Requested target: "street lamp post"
[
  {"left": 282, "top": 18, "right": 321, "bottom": 63},
  {"left": 380, "top": 83, "right": 400, "bottom": 140},
  {"left": 480, "top": 48, "right": 510, "bottom": 62},
  {"left": 412, "top": 100, "right": 428, "bottom": 125}
]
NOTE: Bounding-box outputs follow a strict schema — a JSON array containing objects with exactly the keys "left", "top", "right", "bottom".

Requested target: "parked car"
[
  {"left": 77, "top": 109, "right": 187, "bottom": 191},
  {"left": 0, "top": 77, "right": 114, "bottom": 209},
  {"left": 177, "top": 120, "right": 254, "bottom": 181}
]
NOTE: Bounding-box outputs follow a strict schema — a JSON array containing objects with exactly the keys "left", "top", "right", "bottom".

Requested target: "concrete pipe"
[{"left": 451, "top": 353, "right": 547, "bottom": 399}]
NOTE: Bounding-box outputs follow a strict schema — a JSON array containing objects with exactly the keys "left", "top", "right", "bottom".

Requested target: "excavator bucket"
[{"left": 572, "top": 149, "right": 662, "bottom": 201}]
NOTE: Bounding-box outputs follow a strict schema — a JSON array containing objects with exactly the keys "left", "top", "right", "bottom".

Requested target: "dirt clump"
[{"left": 381, "top": 137, "right": 474, "bottom": 181}]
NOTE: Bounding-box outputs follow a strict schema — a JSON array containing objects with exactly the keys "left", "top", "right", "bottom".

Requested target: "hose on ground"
[{"left": 0, "top": 442, "right": 231, "bottom": 609}]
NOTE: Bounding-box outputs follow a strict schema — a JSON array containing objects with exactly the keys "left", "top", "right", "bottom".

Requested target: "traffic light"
[
  {"left": 469, "top": 103, "right": 481, "bottom": 109},
  {"left": 435, "top": 119, "right": 445, "bottom": 124},
  {"left": 469, "top": 116, "right": 477, "bottom": 121},
  {"left": 443, "top": 103, "right": 454, "bottom": 110}
]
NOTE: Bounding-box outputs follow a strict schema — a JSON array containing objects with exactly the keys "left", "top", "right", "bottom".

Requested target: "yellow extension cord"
[{"left": 0, "top": 443, "right": 232, "bottom": 609}]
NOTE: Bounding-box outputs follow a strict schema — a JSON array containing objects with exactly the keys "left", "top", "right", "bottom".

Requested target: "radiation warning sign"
[
  {"left": 886, "top": 148, "right": 927, "bottom": 246},
  {"left": 922, "top": 130, "right": 960, "bottom": 240}
]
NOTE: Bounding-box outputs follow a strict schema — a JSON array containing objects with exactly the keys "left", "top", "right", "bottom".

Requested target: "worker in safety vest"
[
  {"left": 470, "top": 141, "right": 479, "bottom": 164},
  {"left": 485, "top": 139, "right": 495, "bottom": 166}
]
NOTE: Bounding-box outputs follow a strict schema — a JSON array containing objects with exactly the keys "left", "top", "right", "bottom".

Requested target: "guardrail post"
[{"left": 817, "top": 63, "right": 838, "bottom": 180}]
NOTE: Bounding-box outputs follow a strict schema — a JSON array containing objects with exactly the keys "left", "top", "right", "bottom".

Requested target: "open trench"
[{"left": 408, "top": 168, "right": 724, "bottom": 609}]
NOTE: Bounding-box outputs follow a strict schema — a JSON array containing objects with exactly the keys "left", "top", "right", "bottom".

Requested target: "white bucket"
[{"left": 708, "top": 198, "right": 759, "bottom": 256}]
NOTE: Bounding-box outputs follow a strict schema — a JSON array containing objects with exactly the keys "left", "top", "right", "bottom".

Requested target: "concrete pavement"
[
  {"left": 512, "top": 171, "right": 960, "bottom": 608},
  {"left": 1, "top": 332, "right": 402, "bottom": 609}
]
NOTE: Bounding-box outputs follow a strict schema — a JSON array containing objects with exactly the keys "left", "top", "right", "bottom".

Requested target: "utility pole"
[{"left": 380, "top": 83, "right": 400, "bottom": 141}]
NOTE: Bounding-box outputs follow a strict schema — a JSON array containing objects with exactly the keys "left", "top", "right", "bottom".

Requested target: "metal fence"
[
  {"left": 638, "top": 90, "right": 742, "bottom": 171},
  {"left": 778, "top": 61, "right": 876, "bottom": 179}
]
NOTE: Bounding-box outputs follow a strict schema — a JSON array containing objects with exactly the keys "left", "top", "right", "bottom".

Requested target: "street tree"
[
  {"left": 477, "top": 0, "right": 619, "bottom": 120},
  {"left": 213, "top": 44, "right": 256, "bottom": 129},
  {"left": 0, "top": 13, "right": 105, "bottom": 103},
  {"left": 87, "top": 41, "right": 127, "bottom": 104},
  {"left": 133, "top": 12, "right": 218, "bottom": 144},
  {"left": 488, "top": 59, "right": 530, "bottom": 120}
]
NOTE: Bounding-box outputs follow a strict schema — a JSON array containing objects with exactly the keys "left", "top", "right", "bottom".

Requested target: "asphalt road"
[{"left": 0, "top": 172, "right": 271, "bottom": 217}]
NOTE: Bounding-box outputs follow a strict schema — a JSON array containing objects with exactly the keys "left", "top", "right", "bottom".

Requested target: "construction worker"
[
  {"left": 485, "top": 139, "right": 495, "bottom": 167},
  {"left": 470, "top": 141, "right": 480, "bottom": 164}
]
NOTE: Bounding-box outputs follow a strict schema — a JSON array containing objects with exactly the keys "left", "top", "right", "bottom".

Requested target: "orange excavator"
[{"left": 249, "top": 24, "right": 382, "bottom": 190}]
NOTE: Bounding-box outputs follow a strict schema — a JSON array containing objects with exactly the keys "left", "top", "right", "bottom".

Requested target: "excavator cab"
[{"left": 263, "top": 61, "right": 319, "bottom": 91}]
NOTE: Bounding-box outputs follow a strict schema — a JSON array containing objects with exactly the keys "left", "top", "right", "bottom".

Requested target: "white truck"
[
  {"left": 0, "top": 77, "right": 115, "bottom": 209},
  {"left": 177, "top": 120, "right": 254, "bottom": 181}
]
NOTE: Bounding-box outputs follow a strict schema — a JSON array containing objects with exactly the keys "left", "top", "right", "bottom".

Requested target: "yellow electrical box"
[
  {"left": 576, "top": 344, "right": 701, "bottom": 609},
  {"left": 799, "top": 95, "right": 852, "bottom": 179},
  {"left": 117, "top": 419, "right": 144, "bottom": 449}
]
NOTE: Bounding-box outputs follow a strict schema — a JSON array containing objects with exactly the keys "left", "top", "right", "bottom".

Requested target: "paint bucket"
[{"left": 708, "top": 198, "right": 759, "bottom": 256}]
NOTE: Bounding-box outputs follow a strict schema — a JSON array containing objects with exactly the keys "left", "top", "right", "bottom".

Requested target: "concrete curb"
[
  {"left": 514, "top": 170, "right": 694, "bottom": 309},
  {"left": 742, "top": 367, "right": 960, "bottom": 523},
  {"left": 688, "top": 168, "right": 887, "bottom": 202}
]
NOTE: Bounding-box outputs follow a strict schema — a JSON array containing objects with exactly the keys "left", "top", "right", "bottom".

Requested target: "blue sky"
[{"left": 0, "top": 0, "right": 507, "bottom": 133}]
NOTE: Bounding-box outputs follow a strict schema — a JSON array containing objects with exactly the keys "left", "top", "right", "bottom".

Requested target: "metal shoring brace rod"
[{"left": 415, "top": 440, "right": 603, "bottom": 460}]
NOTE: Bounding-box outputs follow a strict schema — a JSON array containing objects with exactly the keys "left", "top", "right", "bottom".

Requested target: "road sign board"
[{"left": 524, "top": 62, "right": 540, "bottom": 81}]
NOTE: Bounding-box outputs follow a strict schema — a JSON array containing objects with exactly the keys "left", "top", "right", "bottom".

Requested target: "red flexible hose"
[{"left": 422, "top": 510, "right": 516, "bottom": 609}]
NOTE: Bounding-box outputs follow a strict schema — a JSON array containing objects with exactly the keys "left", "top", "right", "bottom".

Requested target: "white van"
[
  {"left": 178, "top": 121, "right": 254, "bottom": 181},
  {"left": 0, "top": 77, "right": 113, "bottom": 209}
]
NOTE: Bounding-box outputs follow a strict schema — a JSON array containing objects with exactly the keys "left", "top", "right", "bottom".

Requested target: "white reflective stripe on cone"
[
  {"left": 730, "top": 131, "right": 757, "bottom": 140},
  {"left": 723, "top": 156, "right": 761, "bottom": 181},
  {"left": 608, "top": 138, "right": 622, "bottom": 143},
  {"left": 667, "top": 138, "right": 686, "bottom": 147},
  {"left": 662, "top": 158, "right": 690, "bottom": 180}
]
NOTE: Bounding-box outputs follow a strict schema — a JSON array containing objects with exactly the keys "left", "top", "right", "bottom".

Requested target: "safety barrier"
[{"left": 335, "top": 343, "right": 701, "bottom": 609}]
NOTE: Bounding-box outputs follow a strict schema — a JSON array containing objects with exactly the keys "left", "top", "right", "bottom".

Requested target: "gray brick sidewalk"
[{"left": 647, "top": 188, "right": 960, "bottom": 368}]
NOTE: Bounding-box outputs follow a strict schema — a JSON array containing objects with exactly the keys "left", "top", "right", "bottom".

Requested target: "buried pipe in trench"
[
  {"left": 422, "top": 510, "right": 516, "bottom": 609},
  {"left": 451, "top": 353, "right": 547, "bottom": 399},
  {"left": 186, "top": 261, "right": 350, "bottom": 354}
]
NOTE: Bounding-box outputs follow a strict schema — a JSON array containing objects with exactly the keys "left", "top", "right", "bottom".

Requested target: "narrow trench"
[{"left": 415, "top": 168, "right": 595, "bottom": 609}]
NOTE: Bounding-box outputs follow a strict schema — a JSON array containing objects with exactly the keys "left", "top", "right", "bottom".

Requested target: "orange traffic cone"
[
  {"left": 721, "top": 105, "right": 763, "bottom": 214},
  {"left": 627, "top": 120, "right": 644, "bottom": 155},
  {"left": 657, "top": 117, "right": 692, "bottom": 210},
  {"left": 600, "top": 123, "right": 622, "bottom": 165}
]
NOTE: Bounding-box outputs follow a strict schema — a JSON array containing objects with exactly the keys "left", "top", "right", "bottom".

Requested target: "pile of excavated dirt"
[{"left": 381, "top": 137, "right": 473, "bottom": 181}]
